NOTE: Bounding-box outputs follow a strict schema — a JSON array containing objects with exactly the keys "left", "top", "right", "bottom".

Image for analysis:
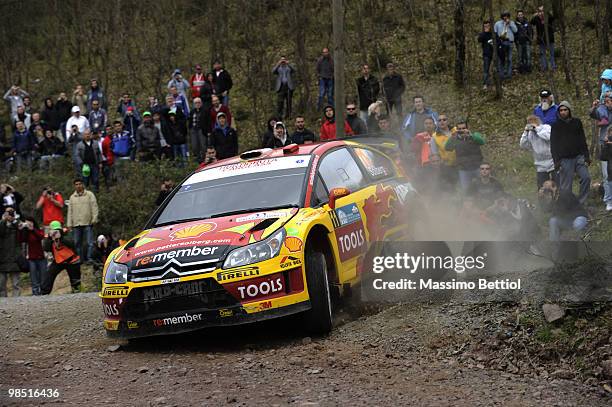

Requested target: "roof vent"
[{"left": 240, "top": 148, "right": 272, "bottom": 160}]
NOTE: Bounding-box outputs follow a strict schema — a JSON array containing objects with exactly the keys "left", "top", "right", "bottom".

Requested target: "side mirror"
[{"left": 328, "top": 187, "right": 351, "bottom": 210}]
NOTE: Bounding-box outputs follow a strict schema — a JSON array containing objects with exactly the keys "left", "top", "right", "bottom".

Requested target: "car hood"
[{"left": 114, "top": 208, "right": 298, "bottom": 268}]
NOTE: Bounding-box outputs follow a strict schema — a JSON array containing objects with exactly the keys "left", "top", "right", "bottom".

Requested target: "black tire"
[{"left": 303, "top": 249, "right": 333, "bottom": 335}]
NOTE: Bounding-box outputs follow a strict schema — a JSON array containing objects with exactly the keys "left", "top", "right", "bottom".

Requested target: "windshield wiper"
[
  {"left": 154, "top": 217, "right": 210, "bottom": 227},
  {"left": 208, "top": 204, "right": 299, "bottom": 219}
]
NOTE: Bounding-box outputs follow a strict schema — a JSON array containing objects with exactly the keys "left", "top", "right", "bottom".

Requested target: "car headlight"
[
  {"left": 104, "top": 258, "right": 129, "bottom": 284},
  {"left": 223, "top": 228, "right": 286, "bottom": 269}
]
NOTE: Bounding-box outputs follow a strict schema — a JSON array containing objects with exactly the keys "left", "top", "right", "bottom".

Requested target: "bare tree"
[{"left": 453, "top": 0, "right": 466, "bottom": 87}]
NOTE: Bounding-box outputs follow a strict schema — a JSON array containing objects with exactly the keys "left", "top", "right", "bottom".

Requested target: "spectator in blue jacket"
[
  {"left": 168, "top": 85, "right": 190, "bottom": 116},
  {"left": 11, "top": 121, "right": 34, "bottom": 172},
  {"left": 401, "top": 96, "right": 438, "bottom": 143},
  {"left": 533, "top": 89, "right": 558, "bottom": 126},
  {"left": 167, "top": 69, "right": 191, "bottom": 99}
]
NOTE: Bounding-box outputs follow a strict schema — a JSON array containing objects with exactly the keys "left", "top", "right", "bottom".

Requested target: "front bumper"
[
  {"left": 102, "top": 267, "right": 307, "bottom": 339},
  {"left": 104, "top": 300, "right": 311, "bottom": 339}
]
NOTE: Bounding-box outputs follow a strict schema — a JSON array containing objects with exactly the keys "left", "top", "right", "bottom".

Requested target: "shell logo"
[
  {"left": 170, "top": 222, "right": 217, "bottom": 240},
  {"left": 284, "top": 236, "right": 303, "bottom": 252}
]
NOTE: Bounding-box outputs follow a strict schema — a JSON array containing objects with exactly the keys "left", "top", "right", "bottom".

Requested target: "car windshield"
[{"left": 153, "top": 156, "right": 311, "bottom": 226}]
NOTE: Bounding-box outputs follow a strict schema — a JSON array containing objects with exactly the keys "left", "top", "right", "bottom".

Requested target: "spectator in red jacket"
[
  {"left": 319, "top": 105, "right": 353, "bottom": 141},
  {"left": 100, "top": 125, "right": 115, "bottom": 188},
  {"left": 35, "top": 186, "right": 64, "bottom": 232},
  {"left": 190, "top": 64, "right": 206, "bottom": 99},
  {"left": 17, "top": 216, "right": 46, "bottom": 295},
  {"left": 209, "top": 95, "right": 232, "bottom": 131}
]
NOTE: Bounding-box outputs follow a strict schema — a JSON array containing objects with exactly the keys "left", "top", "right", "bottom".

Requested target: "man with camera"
[
  {"left": 155, "top": 179, "right": 175, "bottom": 207},
  {"left": 0, "top": 206, "right": 22, "bottom": 297},
  {"left": 36, "top": 186, "right": 65, "bottom": 234},
  {"left": 444, "top": 119, "right": 486, "bottom": 191},
  {"left": 41, "top": 221, "right": 81, "bottom": 295},
  {"left": 273, "top": 56, "right": 296, "bottom": 119},
  {"left": 520, "top": 114, "right": 556, "bottom": 190},
  {"left": 494, "top": 11, "right": 518, "bottom": 80}
]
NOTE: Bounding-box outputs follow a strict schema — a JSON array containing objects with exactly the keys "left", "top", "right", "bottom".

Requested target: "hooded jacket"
[
  {"left": 319, "top": 106, "right": 354, "bottom": 141},
  {"left": 520, "top": 124, "right": 554, "bottom": 172},
  {"left": 600, "top": 69, "right": 612, "bottom": 102},
  {"left": 589, "top": 102, "right": 612, "bottom": 143},
  {"left": 550, "top": 101, "right": 590, "bottom": 165},
  {"left": 211, "top": 116, "right": 238, "bottom": 160},
  {"left": 167, "top": 69, "right": 191, "bottom": 97},
  {"left": 264, "top": 123, "right": 293, "bottom": 149},
  {"left": 41, "top": 98, "right": 60, "bottom": 131}
]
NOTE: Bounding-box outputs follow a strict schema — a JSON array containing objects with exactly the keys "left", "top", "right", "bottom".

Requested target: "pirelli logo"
[
  {"left": 217, "top": 267, "right": 260, "bottom": 282},
  {"left": 102, "top": 286, "right": 129, "bottom": 297},
  {"left": 329, "top": 210, "right": 341, "bottom": 228}
]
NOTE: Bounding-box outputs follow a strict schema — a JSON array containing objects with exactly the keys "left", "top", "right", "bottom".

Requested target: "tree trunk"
[
  {"left": 487, "top": 0, "right": 502, "bottom": 98},
  {"left": 291, "top": 1, "right": 311, "bottom": 113},
  {"left": 453, "top": 0, "right": 466, "bottom": 87},
  {"left": 408, "top": 0, "right": 427, "bottom": 79},
  {"left": 603, "top": 0, "right": 611, "bottom": 54},
  {"left": 554, "top": 0, "right": 579, "bottom": 97},
  {"left": 432, "top": 1, "right": 445, "bottom": 52}
]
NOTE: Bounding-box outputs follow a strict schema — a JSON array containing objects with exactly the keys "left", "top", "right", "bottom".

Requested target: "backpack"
[{"left": 112, "top": 133, "right": 130, "bottom": 157}]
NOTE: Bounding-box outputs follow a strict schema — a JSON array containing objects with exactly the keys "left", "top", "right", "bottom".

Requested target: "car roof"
[{"left": 196, "top": 141, "right": 347, "bottom": 172}]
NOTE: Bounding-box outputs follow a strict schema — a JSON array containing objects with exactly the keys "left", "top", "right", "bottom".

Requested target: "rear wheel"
[{"left": 302, "top": 249, "right": 333, "bottom": 335}]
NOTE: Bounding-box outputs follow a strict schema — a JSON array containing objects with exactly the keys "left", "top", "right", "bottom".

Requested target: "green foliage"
[{"left": 12, "top": 158, "right": 196, "bottom": 240}]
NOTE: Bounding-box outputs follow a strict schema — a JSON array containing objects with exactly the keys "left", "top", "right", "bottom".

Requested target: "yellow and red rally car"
[{"left": 101, "top": 141, "right": 417, "bottom": 338}]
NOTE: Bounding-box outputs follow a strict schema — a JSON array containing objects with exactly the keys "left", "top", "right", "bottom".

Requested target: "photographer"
[
  {"left": 444, "top": 119, "right": 486, "bottom": 192},
  {"left": 35, "top": 186, "right": 64, "bottom": 233},
  {"left": 17, "top": 216, "right": 46, "bottom": 296},
  {"left": 520, "top": 114, "right": 556, "bottom": 190},
  {"left": 155, "top": 179, "right": 175, "bottom": 206},
  {"left": 539, "top": 180, "right": 587, "bottom": 241},
  {"left": 0, "top": 183, "right": 24, "bottom": 216},
  {"left": 0, "top": 207, "right": 22, "bottom": 297},
  {"left": 494, "top": 11, "right": 518, "bottom": 80},
  {"left": 41, "top": 221, "right": 81, "bottom": 294}
]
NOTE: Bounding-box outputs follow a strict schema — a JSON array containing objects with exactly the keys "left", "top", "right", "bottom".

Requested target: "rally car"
[{"left": 101, "top": 141, "right": 418, "bottom": 338}]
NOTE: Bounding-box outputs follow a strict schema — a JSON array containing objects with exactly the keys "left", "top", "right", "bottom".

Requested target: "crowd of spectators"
[{"left": 0, "top": 3, "right": 611, "bottom": 296}]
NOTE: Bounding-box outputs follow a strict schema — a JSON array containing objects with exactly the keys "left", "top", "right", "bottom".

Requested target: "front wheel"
[{"left": 302, "top": 249, "right": 333, "bottom": 335}]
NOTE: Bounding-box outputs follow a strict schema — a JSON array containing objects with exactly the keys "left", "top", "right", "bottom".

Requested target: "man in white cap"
[{"left": 65, "top": 105, "right": 90, "bottom": 142}]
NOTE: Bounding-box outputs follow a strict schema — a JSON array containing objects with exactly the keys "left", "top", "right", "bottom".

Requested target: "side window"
[
  {"left": 353, "top": 148, "right": 396, "bottom": 180},
  {"left": 312, "top": 175, "right": 329, "bottom": 206},
  {"left": 318, "top": 148, "right": 367, "bottom": 192}
]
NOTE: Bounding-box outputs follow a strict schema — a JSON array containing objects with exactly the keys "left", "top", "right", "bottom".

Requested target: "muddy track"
[{"left": 0, "top": 293, "right": 609, "bottom": 407}]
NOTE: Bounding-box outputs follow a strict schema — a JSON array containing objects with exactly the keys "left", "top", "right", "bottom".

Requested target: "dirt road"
[{"left": 1, "top": 291, "right": 609, "bottom": 407}]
